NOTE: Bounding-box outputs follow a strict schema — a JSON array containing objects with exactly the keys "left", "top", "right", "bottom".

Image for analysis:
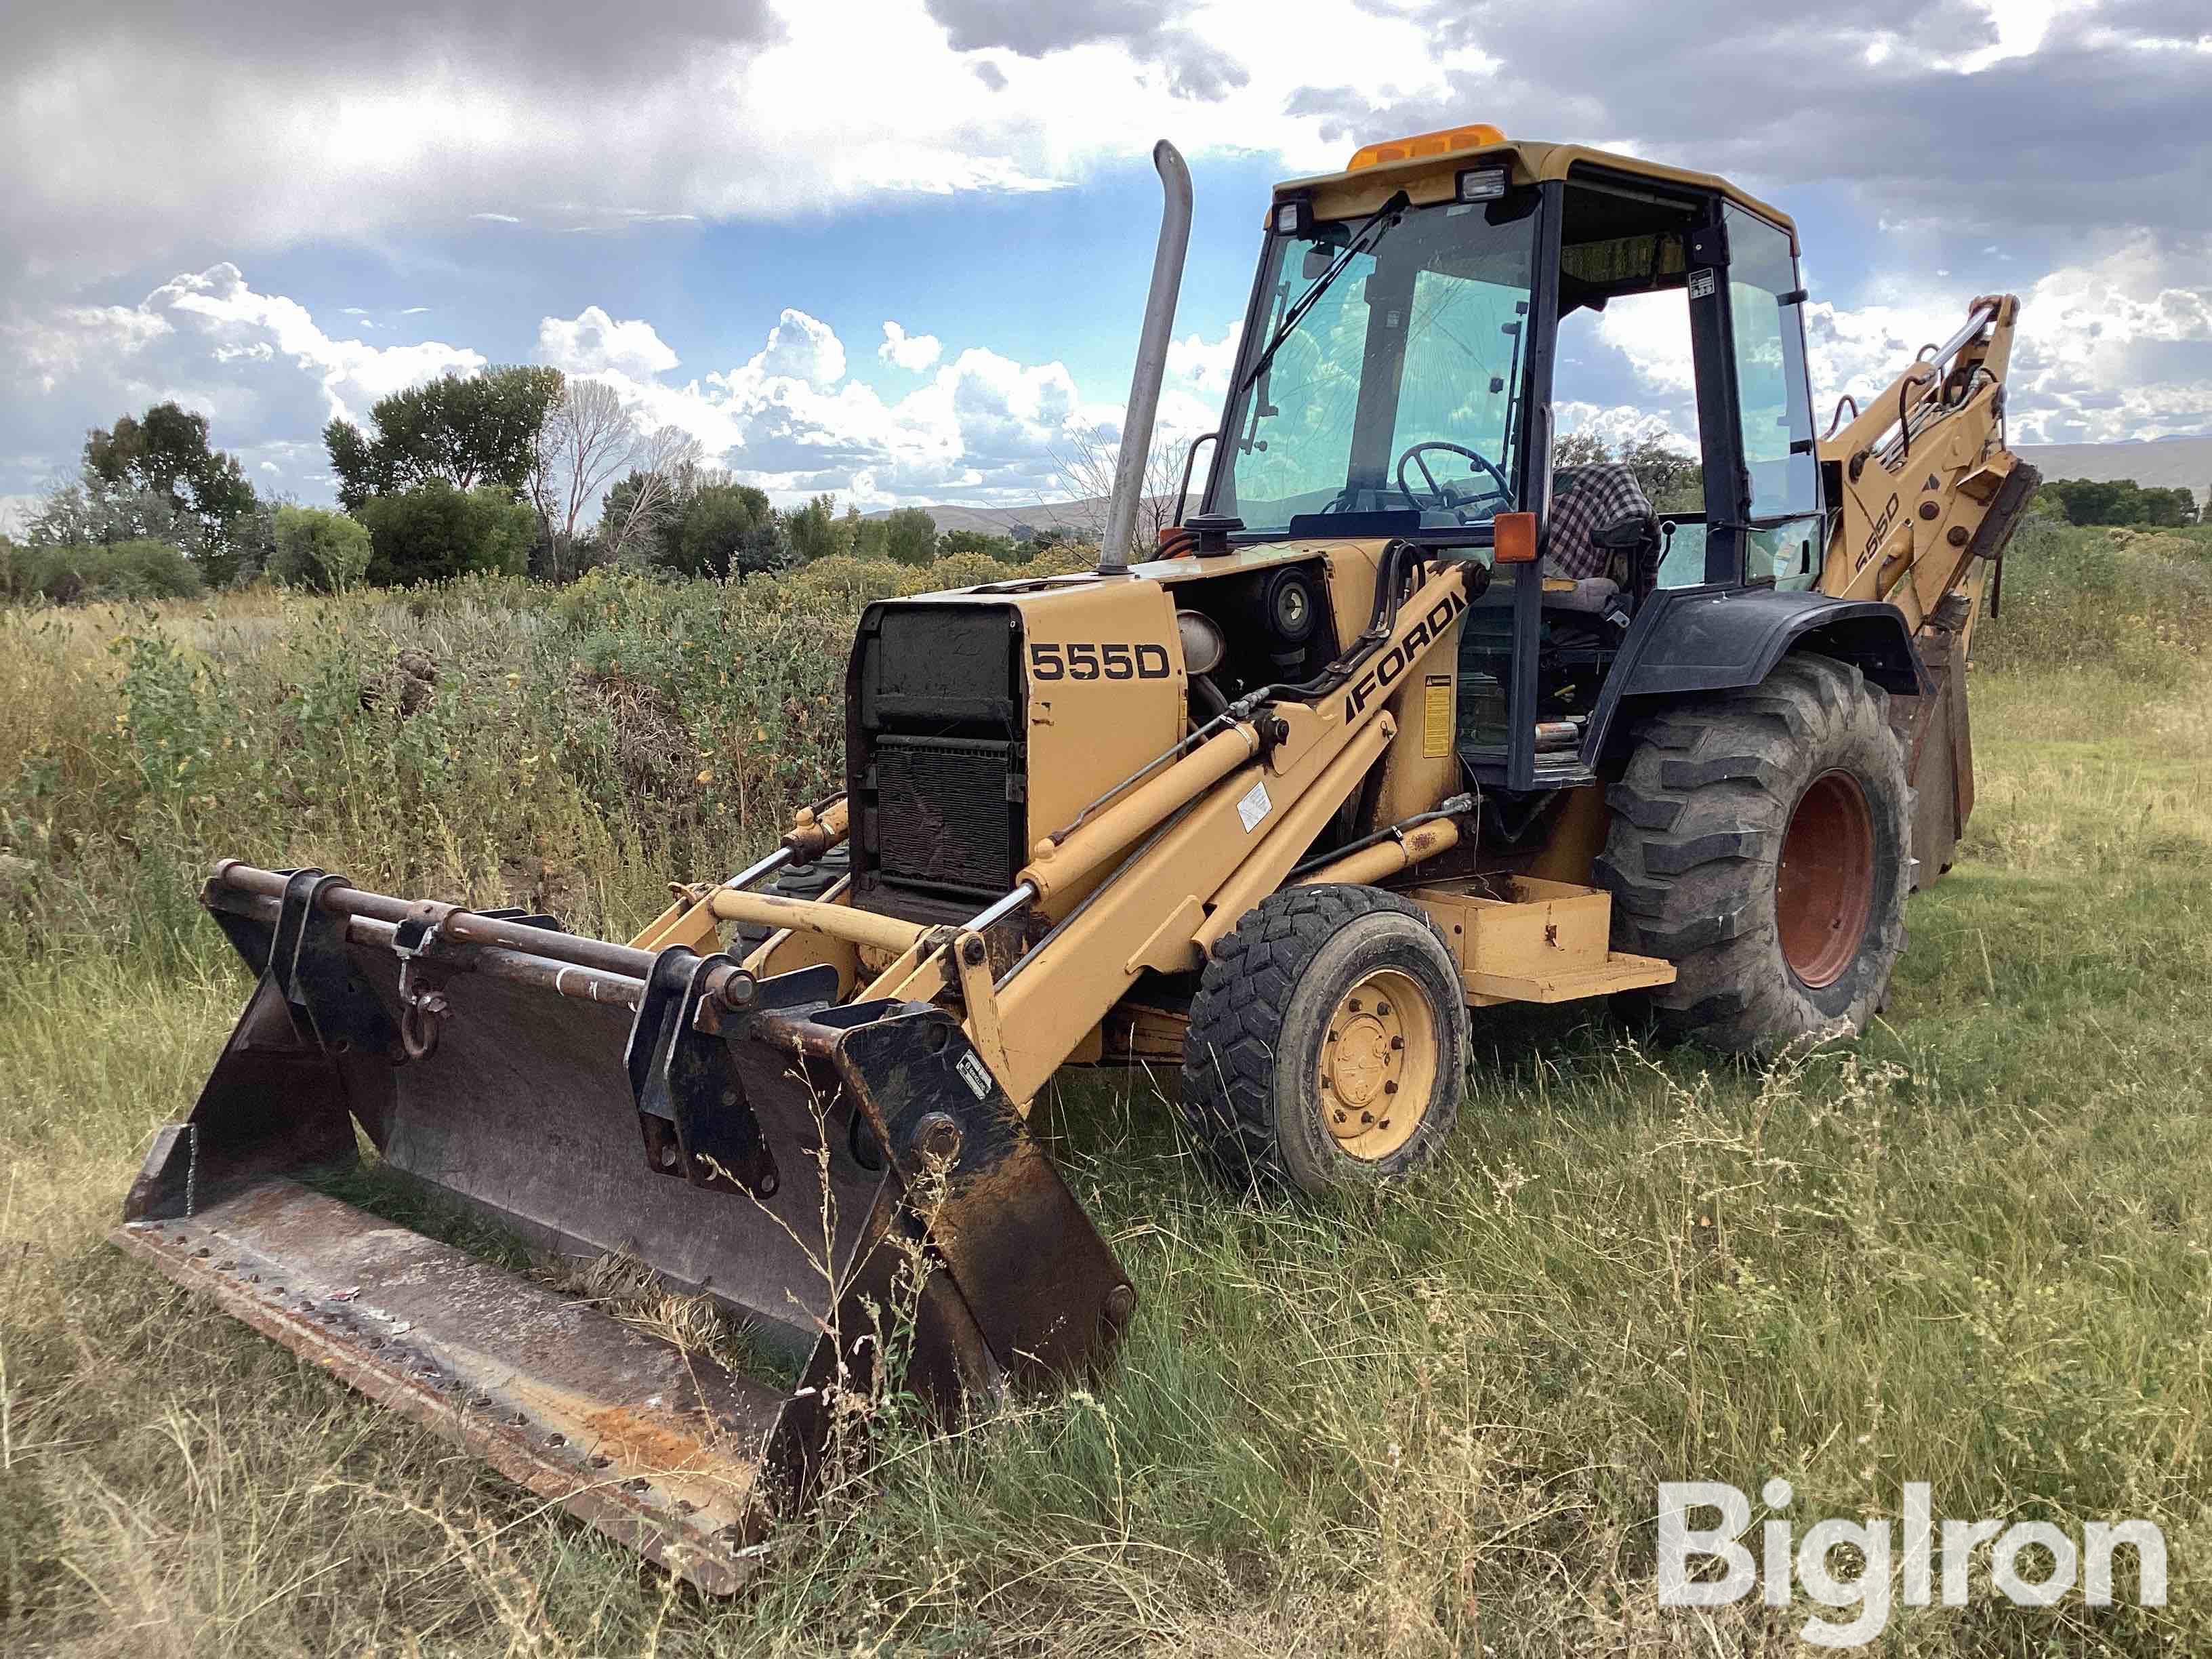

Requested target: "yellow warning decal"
[{"left": 1422, "top": 674, "right": 1452, "bottom": 758}]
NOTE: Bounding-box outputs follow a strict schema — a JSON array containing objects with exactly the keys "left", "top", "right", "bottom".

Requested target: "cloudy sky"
[{"left": 2, "top": 0, "right": 2207, "bottom": 528}]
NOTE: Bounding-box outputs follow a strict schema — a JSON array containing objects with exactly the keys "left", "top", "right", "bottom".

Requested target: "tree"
[
  {"left": 25, "top": 480, "right": 192, "bottom": 551},
  {"left": 783, "top": 493, "right": 854, "bottom": 563},
  {"left": 2142, "top": 487, "right": 2198, "bottom": 528},
  {"left": 596, "top": 428, "right": 705, "bottom": 568},
  {"left": 671, "top": 483, "right": 775, "bottom": 578},
  {"left": 851, "top": 515, "right": 890, "bottom": 559},
  {"left": 881, "top": 506, "right": 938, "bottom": 566},
  {"left": 1551, "top": 431, "right": 1612, "bottom": 469},
  {"left": 1048, "top": 422, "right": 1189, "bottom": 553},
  {"left": 1616, "top": 434, "right": 1702, "bottom": 512},
  {"left": 528, "top": 380, "right": 670, "bottom": 580},
  {"left": 1552, "top": 430, "right": 1702, "bottom": 513},
  {"left": 356, "top": 483, "right": 536, "bottom": 586},
  {"left": 269, "top": 504, "right": 373, "bottom": 591},
  {"left": 325, "top": 365, "right": 564, "bottom": 511},
  {"left": 938, "top": 527, "right": 1022, "bottom": 563},
  {"left": 66, "top": 401, "right": 260, "bottom": 582}
]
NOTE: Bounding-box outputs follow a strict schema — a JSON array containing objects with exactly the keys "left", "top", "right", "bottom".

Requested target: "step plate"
[{"left": 113, "top": 1179, "right": 790, "bottom": 1593}]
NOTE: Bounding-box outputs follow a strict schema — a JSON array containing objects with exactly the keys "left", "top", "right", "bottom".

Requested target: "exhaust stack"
[{"left": 1099, "top": 139, "right": 1193, "bottom": 576}]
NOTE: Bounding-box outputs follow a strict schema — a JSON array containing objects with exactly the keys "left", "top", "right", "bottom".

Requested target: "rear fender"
[{"left": 1589, "top": 588, "right": 1927, "bottom": 763}]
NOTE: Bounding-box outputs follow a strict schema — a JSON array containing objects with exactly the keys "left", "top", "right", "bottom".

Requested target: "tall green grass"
[{"left": 1, "top": 527, "right": 2208, "bottom": 1654}]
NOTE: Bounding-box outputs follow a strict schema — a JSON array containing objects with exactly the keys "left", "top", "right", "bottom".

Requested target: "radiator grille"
[{"left": 874, "top": 736, "right": 1016, "bottom": 895}]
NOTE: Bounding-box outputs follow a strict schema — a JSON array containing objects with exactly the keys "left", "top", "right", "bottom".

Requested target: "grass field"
[{"left": 2, "top": 525, "right": 2210, "bottom": 1655}]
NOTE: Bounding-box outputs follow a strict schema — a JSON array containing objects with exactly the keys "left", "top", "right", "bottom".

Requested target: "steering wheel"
[{"left": 1395, "top": 441, "right": 1513, "bottom": 522}]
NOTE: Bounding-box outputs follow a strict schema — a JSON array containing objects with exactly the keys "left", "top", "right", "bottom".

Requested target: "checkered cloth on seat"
[{"left": 1545, "top": 464, "right": 1653, "bottom": 579}]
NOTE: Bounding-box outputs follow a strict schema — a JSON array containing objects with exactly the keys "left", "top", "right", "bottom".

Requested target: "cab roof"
[{"left": 1273, "top": 125, "right": 1796, "bottom": 245}]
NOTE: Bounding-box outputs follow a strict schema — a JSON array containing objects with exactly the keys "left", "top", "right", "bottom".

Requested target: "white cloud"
[
  {"left": 878, "top": 321, "right": 943, "bottom": 373},
  {"left": 536, "top": 306, "right": 681, "bottom": 379},
  {"left": 1554, "top": 400, "right": 1694, "bottom": 455},
  {"left": 0, "top": 262, "right": 487, "bottom": 491},
  {"left": 1167, "top": 320, "right": 1242, "bottom": 396},
  {"left": 739, "top": 308, "right": 846, "bottom": 388}
]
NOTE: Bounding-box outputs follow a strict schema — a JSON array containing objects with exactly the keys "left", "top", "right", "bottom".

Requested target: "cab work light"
[
  {"left": 1456, "top": 165, "right": 1508, "bottom": 203},
  {"left": 1273, "top": 197, "right": 1313, "bottom": 237}
]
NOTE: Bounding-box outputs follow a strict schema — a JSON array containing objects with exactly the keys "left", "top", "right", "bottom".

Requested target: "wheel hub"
[
  {"left": 1317, "top": 968, "right": 1437, "bottom": 1162},
  {"left": 1776, "top": 768, "right": 1877, "bottom": 989}
]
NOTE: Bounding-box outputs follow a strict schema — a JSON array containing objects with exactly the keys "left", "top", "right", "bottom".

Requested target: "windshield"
[{"left": 1207, "top": 192, "right": 1541, "bottom": 538}]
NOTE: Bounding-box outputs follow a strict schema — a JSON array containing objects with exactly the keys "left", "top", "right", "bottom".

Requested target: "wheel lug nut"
[
  {"left": 1376, "top": 1002, "right": 1390, "bottom": 1016},
  {"left": 1360, "top": 1111, "right": 1374, "bottom": 1124},
  {"left": 1383, "top": 1080, "right": 1398, "bottom": 1095},
  {"left": 1389, "top": 1036, "right": 1405, "bottom": 1050}
]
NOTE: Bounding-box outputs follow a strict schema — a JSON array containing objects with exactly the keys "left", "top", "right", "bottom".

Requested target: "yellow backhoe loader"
[{"left": 114, "top": 124, "right": 2037, "bottom": 1589}]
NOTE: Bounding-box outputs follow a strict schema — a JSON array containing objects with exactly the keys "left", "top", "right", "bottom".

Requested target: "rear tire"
[
  {"left": 1181, "top": 885, "right": 1468, "bottom": 1195},
  {"left": 1595, "top": 653, "right": 1910, "bottom": 1055}
]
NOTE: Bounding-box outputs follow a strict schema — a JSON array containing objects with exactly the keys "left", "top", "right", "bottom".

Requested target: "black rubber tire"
[
  {"left": 1181, "top": 884, "right": 1469, "bottom": 1196},
  {"left": 733, "top": 843, "right": 851, "bottom": 960},
  {"left": 1594, "top": 652, "right": 1910, "bottom": 1056}
]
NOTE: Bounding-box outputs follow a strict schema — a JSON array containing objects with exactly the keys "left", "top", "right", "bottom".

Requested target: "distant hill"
[
  {"left": 861, "top": 494, "right": 1182, "bottom": 539},
  {"left": 869, "top": 439, "right": 2212, "bottom": 530},
  {"left": 2017, "top": 436, "right": 2212, "bottom": 508}
]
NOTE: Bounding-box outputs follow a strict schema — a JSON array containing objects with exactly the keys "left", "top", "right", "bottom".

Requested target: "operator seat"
[{"left": 1544, "top": 463, "right": 1659, "bottom": 610}]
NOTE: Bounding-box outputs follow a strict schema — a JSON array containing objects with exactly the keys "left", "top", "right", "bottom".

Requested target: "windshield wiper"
[{"left": 1228, "top": 189, "right": 1411, "bottom": 417}]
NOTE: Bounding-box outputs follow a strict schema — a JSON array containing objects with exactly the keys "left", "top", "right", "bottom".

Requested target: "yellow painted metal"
[
  {"left": 1275, "top": 137, "right": 1795, "bottom": 239},
  {"left": 1023, "top": 722, "right": 1261, "bottom": 902},
  {"left": 1317, "top": 967, "right": 1435, "bottom": 1160},
  {"left": 628, "top": 888, "right": 720, "bottom": 954},
  {"left": 1012, "top": 575, "right": 1187, "bottom": 916},
  {"left": 1410, "top": 877, "right": 1675, "bottom": 1005},
  {"left": 1293, "top": 816, "right": 1460, "bottom": 890},
  {"left": 951, "top": 934, "right": 1015, "bottom": 1096},
  {"left": 1099, "top": 1003, "right": 1189, "bottom": 1063},
  {"left": 705, "top": 890, "right": 926, "bottom": 956},
  {"left": 1522, "top": 784, "right": 1609, "bottom": 886},
  {"left": 1818, "top": 295, "right": 2022, "bottom": 627},
  {"left": 1191, "top": 714, "right": 1396, "bottom": 956}
]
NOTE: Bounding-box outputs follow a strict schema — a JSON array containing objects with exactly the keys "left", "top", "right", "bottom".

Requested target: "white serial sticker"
[
  {"left": 956, "top": 1050, "right": 993, "bottom": 1099},
  {"left": 1237, "top": 779, "right": 1273, "bottom": 833},
  {"left": 1687, "top": 268, "right": 1716, "bottom": 300}
]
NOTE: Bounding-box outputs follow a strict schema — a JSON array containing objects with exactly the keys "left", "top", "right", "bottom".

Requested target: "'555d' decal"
[
  {"left": 1341, "top": 590, "right": 1469, "bottom": 719},
  {"left": 1029, "top": 642, "right": 1173, "bottom": 682}
]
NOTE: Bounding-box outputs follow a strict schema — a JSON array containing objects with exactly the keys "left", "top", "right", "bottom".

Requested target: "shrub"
[
  {"left": 269, "top": 504, "right": 373, "bottom": 592},
  {"left": 1, "top": 538, "right": 203, "bottom": 605},
  {"left": 355, "top": 483, "right": 536, "bottom": 586}
]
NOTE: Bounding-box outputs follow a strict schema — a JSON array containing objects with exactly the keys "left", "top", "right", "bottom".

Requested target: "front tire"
[
  {"left": 1595, "top": 653, "right": 1910, "bottom": 1054},
  {"left": 1181, "top": 885, "right": 1469, "bottom": 1195}
]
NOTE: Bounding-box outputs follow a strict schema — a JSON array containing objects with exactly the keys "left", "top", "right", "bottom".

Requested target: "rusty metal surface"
[
  {"left": 826, "top": 1006, "right": 1135, "bottom": 1386},
  {"left": 113, "top": 1181, "right": 788, "bottom": 1593},
  {"left": 355, "top": 952, "right": 882, "bottom": 1349},
  {"left": 127, "top": 861, "right": 1138, "bottom": 1589}
]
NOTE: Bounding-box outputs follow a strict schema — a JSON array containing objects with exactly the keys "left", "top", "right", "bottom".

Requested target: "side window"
[
  {"left": 1723, "top": 205, "right": 1819, "bottom": 523},
  {"left": 1551, "top": 287, "right": 1708, "bottom": 589}
]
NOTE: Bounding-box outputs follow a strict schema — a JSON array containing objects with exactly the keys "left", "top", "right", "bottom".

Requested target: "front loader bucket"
[{"left": 115, "top": 863, "right": 1133, "bottom": 1591}]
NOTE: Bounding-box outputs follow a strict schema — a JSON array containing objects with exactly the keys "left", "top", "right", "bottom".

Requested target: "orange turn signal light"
[
  {"left": 1346, "top": 123, "right": 1506, "bottom": 171},
  {"left": 1492, "top": 511, "right": 1538, "bottom": 564}
]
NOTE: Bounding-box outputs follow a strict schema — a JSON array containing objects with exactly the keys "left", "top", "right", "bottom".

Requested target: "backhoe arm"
[{"left": 1818, "top": 293, "right": 2041, "bottom": 651}]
